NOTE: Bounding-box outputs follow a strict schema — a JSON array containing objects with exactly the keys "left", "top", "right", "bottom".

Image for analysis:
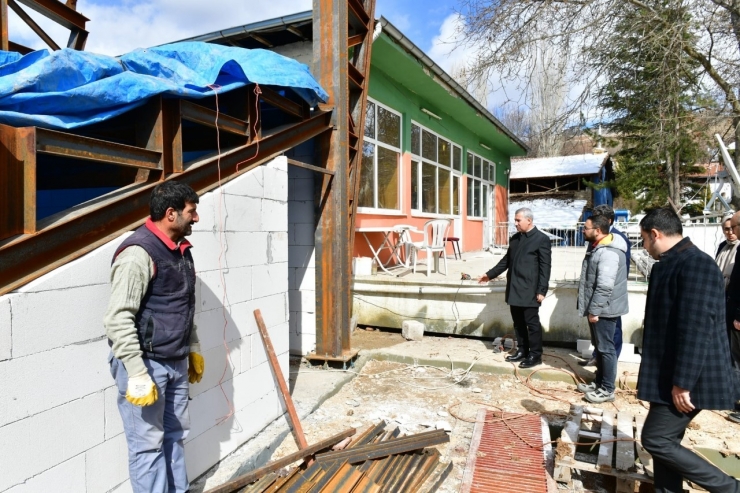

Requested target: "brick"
[
  {"left": 198, "top": 267, "right": 253, "bottom": 312},
  {"left": 291, "top": 223, "right": 315, "bottom": 246},
  {"left": 10, "top": 284, "right": 109, "bottom": 358},
  {"left": 0, "top": 392, "right": 104, "bottom": 491},
  {"left": 288, "top": 177, "right": 314, "bottom": 201},
  {"left": 223, "top": 232, "right": 269, "bottom": 269},
  {"left": 104, "top": 385, "right": 124, "bottom": 440},
  {"left": 222, "top": 165, "right": 264, "bottom": 198},
  {"left": 5, "top": 455, "right": 85, "bottom": 493},
  {"left": 251, "top": 322, "right": 290, "bottom": 368},
  {"left": 189, "top": 339, "right": 242, "bottom": 399},
  {"left": 289, "top": 290, "right": 315, "bottom": 314},
  {"left": 252, "top": 263, "right": 289, "bottom": 299},
  {"left": 0, "top": 339, "right": 110, "bottom": 427},
  {"left": 221, "top": 195, "right": 262, "bottom": 232},
  {"left": 402, "top": 320, "right": 425, "bottom": 341},
  {"left": 268, "top": 232, "right": 289, "bottom": 263},
  {"left": 0, "top": 296, "right": 11, "bottom": 361},
  {"left": 16, "top": 235, "right": 124, "bottom": 293},
  {"left": 288, "top": 245, "right": 315, "bottom": 268},
  {"left": 85, "top": 434, "right": 129, "bottom": 493},
  {"left": 261, "top": 199, "right": 288, "bottom": 232},
  {"left": 288, "top": 200, "right": 314, "bottom": 224}
]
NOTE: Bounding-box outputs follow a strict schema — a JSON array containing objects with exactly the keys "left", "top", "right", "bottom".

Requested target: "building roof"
[{"left": 510, "top": 153, "right": 609, "bottom": 180}]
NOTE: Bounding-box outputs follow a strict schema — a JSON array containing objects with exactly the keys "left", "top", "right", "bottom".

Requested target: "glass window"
[
  {"left": 377, "top": 147, "right": 399, "bottom": 209},
  {"left": 438, "top": 138, "right": 451, "bottom": 167},
  {"left": 482, "top": 184, "right": 488, "bottom": 217},
  {"left": 411, "top": 124, "right": 421, "bottom": 156},
  {"left": 364, "top": 101, "right": 375, "bottom": 139},
  {"left": 359, "top": 142, "right": 375, "bottom": 208},
  {"left": 358, "top": 99, "right": 401, "bottom": 211},
  {"left": 422, "top": 162, "right": 437, "bottom": 214},
  {"left": 474, "top": 156, "right": 481, "bottom": 178},
  {"left": 439, "top": 168, "right": 451, "bottom": 215},
  {"left": 467, "top": 152, "right": 473, "bottom": 175},
  {"left": 453, "top": 146, "right": 462, "bottom": 172},
  {"left": 452, "top": 175, "right": 459, "bottom": 215},
  {"left": 377, "top": 106, "right": 401, "bottom": 148},
  {"left": 411, "top": 160, "right": 419, "bottom": 210},
  {"left": 422, "top": 130, "right": 437, "bottom": 161}
]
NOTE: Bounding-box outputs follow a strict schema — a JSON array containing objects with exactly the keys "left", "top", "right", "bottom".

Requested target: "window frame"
[
  {"left": 409, "top": 120, "right": 462, "bottom": 218},
  {"left": 466, "top": 150, "right": 497, "bottom": 220},
  {"left": 357, "top": 98, "right": 404, "bottom": 213}
]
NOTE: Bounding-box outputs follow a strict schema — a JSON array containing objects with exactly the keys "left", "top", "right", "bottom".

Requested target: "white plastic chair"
[{"left": 407, "top": 219, "right": 451, "bottom": 276}]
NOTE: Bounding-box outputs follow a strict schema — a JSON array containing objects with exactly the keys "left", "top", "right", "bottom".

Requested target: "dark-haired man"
[
  {"left": 104, "top": 181, "right": 203, "bottom": 493},
  {"left": 579, "top": 204, "right": 631, "bottom": 367},
  {"left": 576, "top": 214, "right": 629, "bottom": 403},
  {"left": 638, "top": 208, "right": 739, "bottom": 493}
]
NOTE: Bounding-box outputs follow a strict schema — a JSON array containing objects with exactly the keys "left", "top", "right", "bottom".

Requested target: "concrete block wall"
[
  {"left": 0, "top": 156, "right": 291, "bottom": 492},
  {"left": 287, "top": 142, "right": 318, "bottom": 356}
]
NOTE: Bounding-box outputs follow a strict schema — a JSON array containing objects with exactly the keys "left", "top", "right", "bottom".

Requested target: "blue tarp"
[{"left": 0, "top": 42, "right": 328, "bottom": 129}]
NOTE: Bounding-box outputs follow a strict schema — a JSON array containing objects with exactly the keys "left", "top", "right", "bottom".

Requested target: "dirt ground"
[{"left": 267, "top": 329, "right": 740, "bottom": 492}]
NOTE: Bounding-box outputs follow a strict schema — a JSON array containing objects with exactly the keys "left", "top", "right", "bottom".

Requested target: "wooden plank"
[
  {"left": 567, "top": 458, "right": 652, "bottom": 483},
  {"left": 616, "top": 412, "right": 635, "bottom": 471},
  {"left": 634, "top": 415, "right": 653, "bottom": 478},
  {"left": 203, "top": 428, "right": 355, "bottom": 493},
  {"left": 460, "top": 409, "right": 486, "bottom": 493},
  {"left": 598, "top": 410, "right": 615, "bottom": 472},
  {"left": 578, "top": 430, "right": 601, "bottom": 440},
  {"left": 554, "top": 404, "right": 583, "bottom": 482},
  {"left": 254, "top": 309, "right": 309, "bottom": 451}
]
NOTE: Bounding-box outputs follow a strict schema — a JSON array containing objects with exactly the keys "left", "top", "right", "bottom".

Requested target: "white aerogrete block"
[
  {"left": 223, "top": 165, "right": 264, "bottom": 198},
  {"left": 402, "top": 320, "right": 425, "bottom": 341},
  {"left": 198, "top": 266, "right": 253, "bottom": 312},
  {"left": 4, "top": 455, "right": 86, "bottom": 493},
  {"left": 11, "top": 283, "right": 109, "bottom": 358},
  {"left": 223, "top": 231, "right": 269, "bottom": 269},
  {"left": 292, "top": 267, "right": 316, "bottom": 292},
  {"left": 231, "top": 364, "right": 279, "bottom": 412},
  {"left": 221, "top": 195, "right": 262, "bottom": 232},
  {"left": 85, "top": 434, "right": 129, "bottom": 493},
  {"left": 576, "top": 339, "right": 593, "bottom": 354},
  {"left": 288, "top": 200, "right": 314, "bottom": 224},
  {"left": 618, "top": 343, "right": 641, "bottom": 363},
  {"left": 250, "top": 323, "right": 289, "bottom": 369},
  {"left": 269, "top": 232, "right": 289, "bottom": 263},
  {"left": 187, "top": 230, "right": 222, "bottom": 273},
  {"left": 0, "top": 392, "right": 104, "bottom": 491},
  {"left": 194, "top": 307, "right": 241, "bottom": 353},
  {"left": 109, "top": 479, "right": 134, "bottom": 493},
  {"left": 291, "top": 223, "right": 315, "bottom": 247},
  {"left": 289, "top": 290, "right": 315, "bottom": 314},
  {"left": 191, "top": 193, "right": 217, "bottom": 233},
  {"left": 105, "top": 385, "right": 124, "bottom": 439},
  {"left": 189, "top": 339, "right": 241, "bottom": 399},
  {"left": 261, "top": 199, "right": 288, "bottom": 232},
  {"left": 289, "top": 245, "right": 315, "bottom": 268},
  {"left": 0, "top": 339, "right": 110, "bottom": 427},
  {"left": 228, "top": 293, "right": 287, "bottom": 340},
  {"left": 289, "top": 177, "right": 314, "bottom": 201},
  {"left": 252, "top": 263, "right": 289, "bottom": 299},
  {"left": 263, "top": 170, "right": 288, "bottom": 201},
  {"left": 0, "top": 296, "right": 11, "bottom": 361},
  {"left": 265, "top": 155, "right": 288, "bottom": 173}
]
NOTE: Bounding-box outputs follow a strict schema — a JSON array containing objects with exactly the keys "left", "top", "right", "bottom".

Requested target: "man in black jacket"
[
  {"left": 638, "top": 208, "right": 739, "bottom": 493},
  {"left": 478, "top": 207, "right": 552, "bottom": 368}
]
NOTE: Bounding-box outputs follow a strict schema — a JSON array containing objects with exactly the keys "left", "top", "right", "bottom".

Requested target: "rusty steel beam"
[
  {"left": 36, "top": 127, "right": 163, "bottom": 170},
  {"left": 180, "top": 100, "right": 249, "bottom": 137},
  {"left": 1, "top": 0, "right": 8, "bottom": 51},
  {"left": 15, "top": 0, "right": 88, "bottom": 31},
  {"left": 287, "top": 158, "right": 335, "bottom": 176},
  {"left": 259, "top": 86, "right": 308, "bottom": 120},
  {"left": 0, "top": 111, "right": 332, "bottom": 296},
  {"left": 66, "top": 26, "right": 86, "bottom": 50},
  {"left": 313, "top": 0, "right": 351, "bottom": 360},
  {"left": 315, "top": 429, "right": 449, "bottom": 464},
  {"left": 8, "top": 0, "right": 60, "bottom": 50},
  {"left": 203, "top": 427, "right": 356, "bottom": 493},
  {"left": 9, "top": 40, "right": 32, "bottom": 54},
  {"left": 0, "top": 125, "right": 36, "bottom": 239}
]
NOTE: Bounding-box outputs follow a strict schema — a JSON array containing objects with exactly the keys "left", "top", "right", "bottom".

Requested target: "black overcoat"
[
  {"left": 637, "top": 238, "right": 737, "bottom": 410},
  {"left": 486, "top": 226, "right": 552, "bottom": 307}
]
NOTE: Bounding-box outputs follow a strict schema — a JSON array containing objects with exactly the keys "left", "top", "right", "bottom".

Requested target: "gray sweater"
[{"left": 577, "top": 233, "right": 629, "bottom": 318}]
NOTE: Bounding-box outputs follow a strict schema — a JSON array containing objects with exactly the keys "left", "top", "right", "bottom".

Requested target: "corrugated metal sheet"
[{"left": 511, "top": 154, "right": 608, "bottom": 179}]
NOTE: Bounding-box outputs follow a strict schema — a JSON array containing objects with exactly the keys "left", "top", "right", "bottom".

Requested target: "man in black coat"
[
  {"left": 478, "top": 207, "right": 552, "bottom": 369},
  {"left": 638, "top": 208, "right": 739, "bottom": 493}
]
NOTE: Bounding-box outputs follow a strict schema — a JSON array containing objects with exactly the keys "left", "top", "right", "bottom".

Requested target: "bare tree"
[{"left": 456, "top": 0, "right": 740, "bottom": 170}]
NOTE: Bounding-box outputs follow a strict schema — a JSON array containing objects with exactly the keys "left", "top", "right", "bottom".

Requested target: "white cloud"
[{"left": 6, "top": 0, "right": 311, "bottom": 56}]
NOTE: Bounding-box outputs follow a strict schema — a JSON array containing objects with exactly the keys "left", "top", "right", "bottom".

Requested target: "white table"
[{"left": 356, "top": 225, "right": 417, "bottom": 274}]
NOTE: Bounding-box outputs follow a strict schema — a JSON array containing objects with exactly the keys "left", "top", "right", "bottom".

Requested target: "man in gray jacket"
[{"left": 577, "top": 214, "right": 629, "bottom": 403}]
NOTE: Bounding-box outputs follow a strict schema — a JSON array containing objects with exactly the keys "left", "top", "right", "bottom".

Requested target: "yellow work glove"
[
  {"left": 126, "top": 370, "right": 158, "bottom": 406},
  {"left": 188, "top": 343, "right": 205, "bottom": 384}
]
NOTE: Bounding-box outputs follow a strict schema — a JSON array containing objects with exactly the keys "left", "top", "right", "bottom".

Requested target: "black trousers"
[
  {"left": 509, "top": 305, "right": 542, "bottom": 359},
  {"left": 642, "top": 403, "right": 740, "bottom": 493}
]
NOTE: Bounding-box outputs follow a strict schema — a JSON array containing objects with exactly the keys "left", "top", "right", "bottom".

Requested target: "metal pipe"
[{"left": 352, "top": 284, "right": 506, "bottom": 295}]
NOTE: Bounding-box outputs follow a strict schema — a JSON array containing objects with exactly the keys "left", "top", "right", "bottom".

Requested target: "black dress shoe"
[
  {"left": 519, "top": 357, "right": 542, "bottom": 369},
  {"left": 505, "top": 350, "right": 527, "bottom": 362}
]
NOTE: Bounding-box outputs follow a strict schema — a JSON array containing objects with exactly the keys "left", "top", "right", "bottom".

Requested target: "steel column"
[{"left": 0, "top": 125, "right": 36, "bottom": 238}]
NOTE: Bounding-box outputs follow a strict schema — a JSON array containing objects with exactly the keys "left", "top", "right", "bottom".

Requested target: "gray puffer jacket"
[{"left": 577, "top": 233, "right": 629, "bottom": 318}]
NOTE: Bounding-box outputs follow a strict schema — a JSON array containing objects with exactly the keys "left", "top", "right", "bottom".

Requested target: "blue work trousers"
[
  {"left": 110, "top": 355, "right": 190, "bottom": 493},
  {"left": 589, "top": 317, "right": 618, "bottom": 393}
]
